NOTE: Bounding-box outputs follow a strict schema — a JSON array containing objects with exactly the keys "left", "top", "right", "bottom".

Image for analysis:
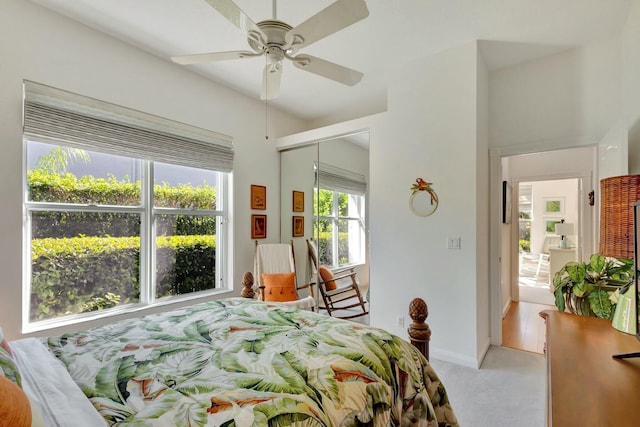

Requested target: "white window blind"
[
  {"left": 23, "top": 80, "right": 233, "bottom": 172},
  {"left": 317, "top": 162, "right": 366, "bottom": 195}
]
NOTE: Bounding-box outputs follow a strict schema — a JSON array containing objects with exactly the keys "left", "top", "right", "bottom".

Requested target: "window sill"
[{"left": 22, "top": 288, "right": 235, "bottom": 336}]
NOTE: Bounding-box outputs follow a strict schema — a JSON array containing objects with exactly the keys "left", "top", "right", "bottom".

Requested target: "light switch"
[{"left": 447, "top": 237, "right": 461, "bottom": 250}]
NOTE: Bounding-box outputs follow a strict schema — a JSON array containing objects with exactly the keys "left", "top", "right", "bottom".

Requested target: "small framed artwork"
[
  {"left": 502, "top": 181, "right": 512, "bottom": 224},
  {"left": 293, "top": 190, "right": 304, "bottom": 212},
  {"left": 544, "top": 197, "right": 564, "bottom": 215},
  {"left": 545, "top": 218, "right": 562, "bottom": 234},
  {"left": 250, "top": 185, "right": 266, "bottom": 210},
  {"left": 251, "top": 214, "right": 267, "bottom": 239},
  {"left": 293, "top": 216, "right": 304, "bottom": 237}
]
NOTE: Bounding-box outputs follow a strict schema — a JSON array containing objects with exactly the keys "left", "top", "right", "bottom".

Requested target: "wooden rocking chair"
[{"left": 306, "top": 239, "right": 368, "bottom": 319}]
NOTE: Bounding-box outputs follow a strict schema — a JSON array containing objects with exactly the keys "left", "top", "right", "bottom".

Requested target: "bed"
[{"left": 1, "top": 297, "right": 458, "bottom": 426}]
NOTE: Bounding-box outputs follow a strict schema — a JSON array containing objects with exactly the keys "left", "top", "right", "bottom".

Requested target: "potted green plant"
[{"left": 552, "top": 254, "right": 634, "bottom": 319}]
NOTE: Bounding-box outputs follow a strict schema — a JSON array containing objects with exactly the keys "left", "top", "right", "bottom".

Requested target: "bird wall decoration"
[{"left": 411, "top": 178, "right": 438, "bottom": 205}]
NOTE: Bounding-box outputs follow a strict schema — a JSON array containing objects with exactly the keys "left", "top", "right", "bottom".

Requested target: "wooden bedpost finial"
[
  {"left": 408, "top": 298, "right": 431, "bottom": 360},
  {"left": 241, "top": 272, "right": 255, "bottom": 299}
]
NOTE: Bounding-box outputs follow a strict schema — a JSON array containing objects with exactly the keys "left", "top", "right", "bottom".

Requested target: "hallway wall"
[{"left": 526, "top": 179, "right": 579, "bottom": 255}]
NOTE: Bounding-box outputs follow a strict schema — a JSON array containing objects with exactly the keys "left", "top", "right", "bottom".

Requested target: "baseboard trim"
[
  {"left": 477, "top": 338, "right": 491, "bottom": 366},
  {"left": 502, "top": 299, "right": 511, "bottom": 318},
  {"left": 430, "top": 347, "right": 482, "bottom": 369}
]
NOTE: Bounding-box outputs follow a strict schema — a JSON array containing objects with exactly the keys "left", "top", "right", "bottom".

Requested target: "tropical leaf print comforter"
[{"left": 44, "top": 298, "right": 458, "bottom": 426}]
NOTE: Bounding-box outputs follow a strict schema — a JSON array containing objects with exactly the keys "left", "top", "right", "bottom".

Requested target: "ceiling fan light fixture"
[
  {"left": 266, "top": 62, "right": 281, "bottom": 74},
  {"left": 265, "top": 46, "right": 285, "bottom": 65}
]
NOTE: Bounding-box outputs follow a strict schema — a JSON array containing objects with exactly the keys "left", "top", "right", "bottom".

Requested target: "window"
[
  {"left": 23, "top": 81, "right": 232, "bottom": 326},
  {"left": 313, "top": 162, "right": 366, "bottom": 268},
  {"left": 314, "top": 189, "right": 365, "bottom": 267},
  {"left": 518, "top": 183, "right": 532, "bottom": 252}
]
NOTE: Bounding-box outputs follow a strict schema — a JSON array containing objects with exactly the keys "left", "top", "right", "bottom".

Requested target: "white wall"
[
  {"left": 490, "top": 36, "right": 622, "bottom": 149},
  {"left": 623, "top": 0, "right": 640, "bottom": 173},
  {"left": 0, "top": 0, "right": 308, "bottom": 340},
  {"left": 525, "top": 180, "right": 580, "bottom": 254},
  {"left": 372, "top": 41, "right": 487, "bottom": 367},
  {"left": 598, "top": 120, "right": 630, "bottom": 179},
  {"left": 319, "top": 139, "right": 370, "bottom": 190},
  {"left": 475, "top": 52, "right": 491, "bottom": 360},
  {"left": 280, "top": 144, "right": 318, "bottom": 284}
]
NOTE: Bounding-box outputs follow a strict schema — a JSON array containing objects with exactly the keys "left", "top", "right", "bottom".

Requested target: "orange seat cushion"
[
  {"left": 0, "top": 375, "right": 32, "bottom": 427},
  {"left": 261, "top": 273, "right": 297, "bottom": 302},
  {"left": 318, "top": 266, "right": 337, "bottom": 291}
]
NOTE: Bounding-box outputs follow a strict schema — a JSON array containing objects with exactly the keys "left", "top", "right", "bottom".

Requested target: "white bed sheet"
[{"left": 10, "top": 338, "right": 107, "bottom": 427}]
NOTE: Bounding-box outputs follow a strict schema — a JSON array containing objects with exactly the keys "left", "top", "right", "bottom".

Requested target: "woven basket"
[{"left": 599, "top": 174, "right": 640, "bottom": 260}]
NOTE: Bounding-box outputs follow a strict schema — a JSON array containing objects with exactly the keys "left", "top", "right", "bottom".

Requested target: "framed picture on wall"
[
  {"left": 250, "top": 185, "right": 266, "bottom": 210},
  {"left": 293, "top": 190, "right": 304, "bottom": 212},
  {"left": 293, "top": 216, "right": 304, "bottom": 237},
  {"left": 251, "top": 214, "right": 267, "bottom": 239},
  {"left": 545, "top": 218, "right": 562, "bottom": 234},
  {"left": 502, "top": 181, "right": 512, "bottom": 224},
  {"left": 544, "top": 197, "right": 564, "bottom": 215}
]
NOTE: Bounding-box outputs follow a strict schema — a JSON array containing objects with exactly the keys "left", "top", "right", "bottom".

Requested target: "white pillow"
[{"left": 11, "top": 338, "right": 108, "bottom": 426}]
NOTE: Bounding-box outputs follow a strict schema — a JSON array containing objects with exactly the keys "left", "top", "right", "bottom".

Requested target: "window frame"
[
  {"left": 518, "top": 183, "right": 533, "bottom": 253},
  {"left": 22, "top": 81, "right": 234, "bottom": 332},
  {"left": 315, "top": 188, "right": 366, "bottom": 268},
  {"left": 22, "top": 145, "right": 232, "bottom": 332}
]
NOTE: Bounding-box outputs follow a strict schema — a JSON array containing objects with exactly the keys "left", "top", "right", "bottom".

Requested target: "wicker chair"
[{"left": 306, "top": 239, "right": 368, "bottom": 319}]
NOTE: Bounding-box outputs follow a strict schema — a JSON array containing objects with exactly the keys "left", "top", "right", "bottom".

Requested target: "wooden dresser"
[{"left": 540, "top": 311, "right": 640, "bottom": 427}]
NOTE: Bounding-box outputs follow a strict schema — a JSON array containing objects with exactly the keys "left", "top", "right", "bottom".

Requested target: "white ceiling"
[{"left": 32, "top": 0, "right": 633, "bottom": 124}]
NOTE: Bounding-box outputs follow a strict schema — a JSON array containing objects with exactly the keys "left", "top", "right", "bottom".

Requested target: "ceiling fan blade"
[
  {"left": 203, "top": 0, "right": 267, "bottom": 47},
  {"left": 261, "top": 63, "right": 282, "bottom": 100},
  {"left": 292, "top": 55, "right": 363, "bottom": 86},
  {"left": 171, "top": 50, "right": 258, "bottom": 65},
  {"left": 285, "top": 0, "right": 369, "bottom": 50}
]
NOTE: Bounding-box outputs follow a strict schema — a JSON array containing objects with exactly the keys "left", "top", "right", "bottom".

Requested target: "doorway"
[
  {"left": 517, "top": 178, "right": 580, "bottom": 307},
  {"left": 503, "top": 177, "right": 582, "bottom": 354},
  {"left": 493, "top": 146, "right": 597, "bottom": 353}
]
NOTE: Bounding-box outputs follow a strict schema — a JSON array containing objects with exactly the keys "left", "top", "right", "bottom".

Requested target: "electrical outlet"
[{"left": 396, "top": 315, "right": 404, "bottom": 327}]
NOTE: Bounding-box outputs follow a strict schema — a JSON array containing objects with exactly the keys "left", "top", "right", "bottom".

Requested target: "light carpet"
[{"left": 430, "top": 346, "right": 546, "bottom": 427}]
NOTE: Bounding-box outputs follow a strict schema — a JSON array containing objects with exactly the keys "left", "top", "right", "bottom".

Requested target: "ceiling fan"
[{"left": 171, "top": 0, "right": 369, "bottom": 100}]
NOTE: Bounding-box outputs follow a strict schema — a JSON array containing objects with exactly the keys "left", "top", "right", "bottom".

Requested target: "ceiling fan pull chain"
[
  {"left": 265, "top": 56, "right": 269, "bottom": 141},
  {"left": 265, "top": 97, "right": 269, "bottom": 141}
]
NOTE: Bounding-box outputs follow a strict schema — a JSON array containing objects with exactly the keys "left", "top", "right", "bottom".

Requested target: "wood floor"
[{"left": 502, "top": 300, "right": 556, "bottom": 354}]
